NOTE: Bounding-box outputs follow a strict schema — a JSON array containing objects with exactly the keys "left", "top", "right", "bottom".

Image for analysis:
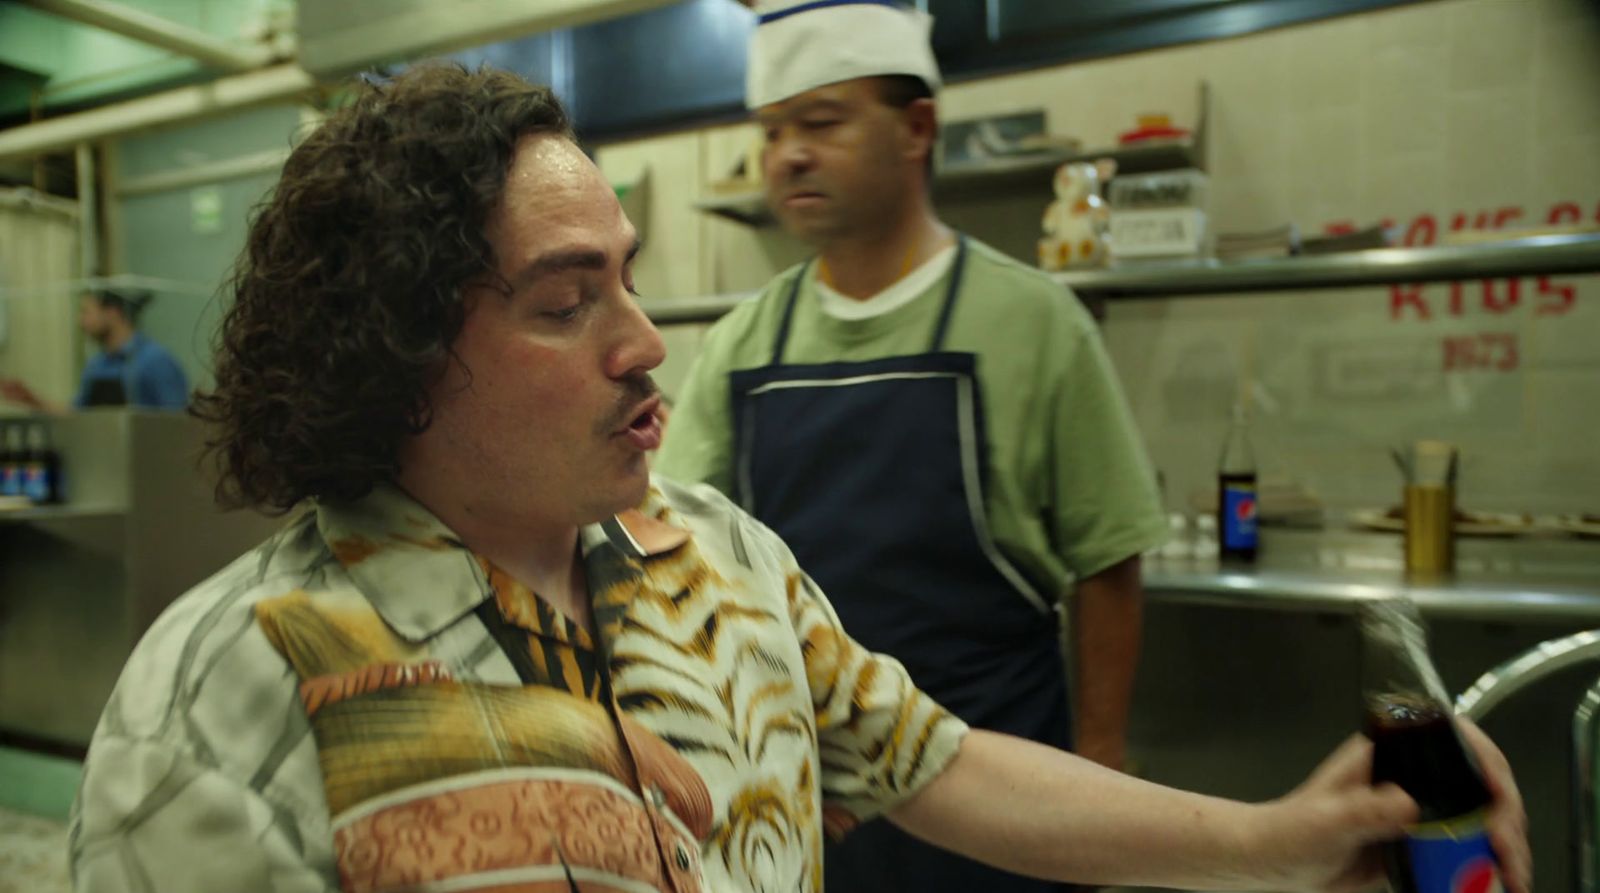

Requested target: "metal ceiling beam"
[
  {"left": 0, "top": 64, "right": 315, "bottom": 162},
  {"left": 20, "top": 0, "right": 275, "bottom": 73},
  {"left": 297, "top": 0, "right": 676, "bottom": 77}
]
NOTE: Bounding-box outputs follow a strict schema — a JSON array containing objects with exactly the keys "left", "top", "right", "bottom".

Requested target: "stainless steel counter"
[
  {"left": 1140, "top": 526, "right": 1600, "bottom": 621},
  {"left": 1125, "top": 529, "right": 1597, "bottom": 892},
  {"left": 1145, "top": 564, "right": 1600, "bottom": 622}
]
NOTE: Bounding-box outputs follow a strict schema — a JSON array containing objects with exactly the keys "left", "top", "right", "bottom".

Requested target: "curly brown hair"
[{"left": 192, "top": 63, "right": 572, "bottom": 512}]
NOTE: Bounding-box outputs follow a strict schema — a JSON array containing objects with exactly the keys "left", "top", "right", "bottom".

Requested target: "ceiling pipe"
[
  {"left": 0, "top": 64, "right": 316, "bottom": 163},
  {"left": 21, "top": 0, "right": 275, "bottom": 72}
]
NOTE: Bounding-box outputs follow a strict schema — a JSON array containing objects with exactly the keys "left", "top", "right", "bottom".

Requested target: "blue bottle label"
[
  {"left": 0, "top": 465, "right": 18, "bottom": 497},
  {"left": 1221, "top": 483, "right": 1257, "bottom": 549},
  {"left": 1406, "top": 813, "right": 1501, "bottom": 893},
  {"left": 21, "top": 463, "right": 49, "bottom": 503}
]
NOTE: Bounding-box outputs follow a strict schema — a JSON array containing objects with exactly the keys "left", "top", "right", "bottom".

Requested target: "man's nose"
[{"left": 608, "top": 298, "right": 666, "bottom": 380}]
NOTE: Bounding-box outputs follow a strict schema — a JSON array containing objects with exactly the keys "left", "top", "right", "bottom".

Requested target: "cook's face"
[
  {"left": 408, "top": 135, "right": 666, "bottom": 529},
  {"left": 757, "top": 78, "right": 912, "bottom": 244},
  {"left": 78, "top": 296, "right": 111, "bottom": 341}
]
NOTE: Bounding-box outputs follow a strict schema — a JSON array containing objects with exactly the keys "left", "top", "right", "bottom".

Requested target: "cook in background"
[
  {"left": 656, "top": 4, "right": 1164, "bottom": 890},
  {"left": 1, "top": 288, "right": 189, "bottom": 413}
]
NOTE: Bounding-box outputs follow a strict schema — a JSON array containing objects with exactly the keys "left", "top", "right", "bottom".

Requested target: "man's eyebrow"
[
  {"left": 757, "top": 99, "right": 847, "bottom": 127},
  {"left": 515, "top": 237, "right": 641, "bottom": 286}
]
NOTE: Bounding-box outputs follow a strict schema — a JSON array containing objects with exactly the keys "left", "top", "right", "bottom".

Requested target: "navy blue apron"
[{"left": 730, "top": 237, "right": 1070, "bottom": 893}]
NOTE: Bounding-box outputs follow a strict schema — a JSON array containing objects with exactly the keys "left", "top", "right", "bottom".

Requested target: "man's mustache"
[{"left": 599, "top": 374, "right": 660, "bottom": 433}]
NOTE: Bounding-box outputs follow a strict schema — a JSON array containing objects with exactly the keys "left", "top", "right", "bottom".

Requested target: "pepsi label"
[
  {"left": 1221, "top": 482, "right": 1257, "bottom": 550},
  {"left": 21, "top": 463, "right": 51, "bottom": 504},
  {"left": 1406, "top": 812, "right": 1501, "bottom": 893}
]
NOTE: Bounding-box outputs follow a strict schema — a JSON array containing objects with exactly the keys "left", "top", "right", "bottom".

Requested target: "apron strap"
[
  {"left": 770, "top": 260, "right": 813, "bottom": 366},
  {"left": 928, "top": 234, "right": 968, "bottom": 352}
]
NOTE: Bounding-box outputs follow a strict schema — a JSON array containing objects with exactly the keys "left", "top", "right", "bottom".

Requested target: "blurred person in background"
[
  {"left": 1, "top": 287, "right": 189, "bottom": 412},
  {"left": 656, "top": 4, "right": 1162, "bottom": 890}
]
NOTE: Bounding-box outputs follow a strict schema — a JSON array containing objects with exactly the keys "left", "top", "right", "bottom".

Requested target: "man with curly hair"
[{"left": 68, "top": 63, "right": 1531, "bottom": 893}]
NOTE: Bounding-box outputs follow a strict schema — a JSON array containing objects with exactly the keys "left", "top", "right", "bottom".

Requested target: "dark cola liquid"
[{"left": 1367, "top": 695, "right": 1494, "bottom": 893}]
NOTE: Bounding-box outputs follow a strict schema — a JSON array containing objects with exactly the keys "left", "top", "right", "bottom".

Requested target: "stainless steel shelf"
[
  {"left": 1057, "top": 232, "right": 1600, "bottom": 297},
  {"left": 693, "top": 138, "right": 1203, "bottom": 227},
  {"left": 0, "top": 504, "right": 127, "bottom": 523},
  {"left": 697, "top": 82, "right": 1210, "bottom": 228},
  {"left": 643, "top": 233, "right": 1600, "bottom": 324}
]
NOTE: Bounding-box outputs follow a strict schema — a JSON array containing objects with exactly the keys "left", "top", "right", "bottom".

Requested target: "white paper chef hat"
[{"left": 746, "top": 0, "right": 942, "bottom": 110}]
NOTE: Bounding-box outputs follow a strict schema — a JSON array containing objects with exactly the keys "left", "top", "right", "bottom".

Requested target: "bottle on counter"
[
  {"left": 0, "top": 423, "right": 23, "bottom": 498},
  {"left": 1362, "top": 597, "right": 1501, "bottom": 893},
  {"left": 21, "top": 422, "right": 61, "bottom": 505},
  {"left": 1216, "top": 402, "right": 1258, "bottom": 562}
]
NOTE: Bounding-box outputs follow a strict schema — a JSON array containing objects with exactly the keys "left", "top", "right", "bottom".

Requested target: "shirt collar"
[
  {"left": 317, "top": 480, "right": 690, "bottom": 643},
  {"left": 104, "top": 331, "right": 145, "bottom": 361}
]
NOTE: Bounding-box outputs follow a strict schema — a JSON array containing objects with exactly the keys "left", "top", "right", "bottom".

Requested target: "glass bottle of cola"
[{"left": 1361, "top": 597, "right": 1501, "bottom": 893}]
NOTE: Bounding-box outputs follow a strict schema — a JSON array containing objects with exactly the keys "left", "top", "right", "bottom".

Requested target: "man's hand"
[
  {"left": 885, "top": 721, "right": 1530, "bottom": 893},
  {"left": 1250, "top": 728, "right": 1530, "bottom": 893},
  {"left": 0, "top": 378, "right": 43, "bottom": 409},
  {"left": 1248, "top": 736, "right": 1418, "bottom": 893},
  {"left": 1459, "top": 718, "right": 1533, "bottom": 893}
]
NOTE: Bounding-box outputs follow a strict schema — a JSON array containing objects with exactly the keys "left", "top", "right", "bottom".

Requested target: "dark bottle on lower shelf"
[
  {"left": 1217, "top": 403, "right": 1258, "bottom": 563},
  {"left": 21, "top": 422, "right": 61, "bottom": 505},
  {"left": 0, "top": 423, "right": 23, "bottom": 498}
]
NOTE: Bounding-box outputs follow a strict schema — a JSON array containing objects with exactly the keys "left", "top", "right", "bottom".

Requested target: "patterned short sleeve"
[{"left": 770, "top": 539, "right": 968, "bottom": 837}]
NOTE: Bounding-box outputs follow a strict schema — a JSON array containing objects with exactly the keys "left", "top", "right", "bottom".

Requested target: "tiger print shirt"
[{"left": 69, "top": 476, "right": 967, "bottom": 893}]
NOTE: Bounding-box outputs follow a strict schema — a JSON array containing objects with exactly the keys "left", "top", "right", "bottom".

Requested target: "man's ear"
[{"left": 901, "top": 97, "right": 939, "bottom": 167}]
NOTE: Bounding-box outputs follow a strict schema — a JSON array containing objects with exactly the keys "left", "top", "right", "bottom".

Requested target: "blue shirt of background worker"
[
  {"left": 1, "top": 288, "right": 189, "bottom": 413},
  {"left": 74, "top": 330, "right": 189, "bottom": 410}
]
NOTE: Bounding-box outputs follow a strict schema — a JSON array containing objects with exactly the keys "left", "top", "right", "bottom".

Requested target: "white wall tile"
[
  {"left": 1444, "top": 87, "right": 1536, "bottom": 210},
  {"left": 1448, "top": 0, "right": 1539, "bottom": 92},
  {"left": 1285, "top": 13, "right": 1369, "bottom": 109}
]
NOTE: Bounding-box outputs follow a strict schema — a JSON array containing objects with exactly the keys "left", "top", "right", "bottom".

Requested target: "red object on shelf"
[{"left": 1118, "top": 125, "right": 1190, "bottom": 144}]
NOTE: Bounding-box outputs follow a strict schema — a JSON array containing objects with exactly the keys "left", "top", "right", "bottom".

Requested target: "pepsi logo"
[
  {"left": 1234, "top": 497, "right": 1256, "bottom": 523},
  {"left": 1450, "top": 856, "right": 1502, "bottom": 893}
]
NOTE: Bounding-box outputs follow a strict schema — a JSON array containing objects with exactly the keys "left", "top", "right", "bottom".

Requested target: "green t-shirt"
[{"left": 656, "top": 238, "right": 1165, "bottom": 592}]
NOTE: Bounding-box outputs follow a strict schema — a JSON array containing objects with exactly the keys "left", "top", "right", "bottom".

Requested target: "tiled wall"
[{"left": 601, "top": 0, "right": 1600, "bottom": 516}]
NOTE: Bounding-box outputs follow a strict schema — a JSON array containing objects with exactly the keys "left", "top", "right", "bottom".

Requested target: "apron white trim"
[
  {"left": 746, "top": 370, "right": 959, "bottom": 395},
  {"left": 737, "top": 370, "right": 1052, "bottom": 616},
  {"left": 956, "top": 376, "right": 1052, "bottom": 616}
]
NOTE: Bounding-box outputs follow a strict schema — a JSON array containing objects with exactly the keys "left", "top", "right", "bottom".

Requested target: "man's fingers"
[
  {"left": 1303, "top": 735, "right": 1377, "bottom": 793},
  {"left": 1454, "top": 719, "right": 1531, "bottom": 893},
  {"left": 1458, "top": 720, "right": 1527, "bottom": 825},
  {"left": 1346, "top": 783, "right": 1420, "bottom": 845},
  {"left": 1486, "top": 808, "right": 1533, "bottom": 893}
]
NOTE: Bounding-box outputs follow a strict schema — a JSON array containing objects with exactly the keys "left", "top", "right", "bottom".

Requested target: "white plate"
[
  {"left": 1350, "top": 509, "right": 1532, "bottom": 538},
  {"left": 1553, "top": 516, "right": 1600, "bottom": 539}
]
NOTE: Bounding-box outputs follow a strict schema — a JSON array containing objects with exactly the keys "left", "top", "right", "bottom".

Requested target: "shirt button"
[{"left": 675, "top": 844, "right": 691, "bottom": 871}]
